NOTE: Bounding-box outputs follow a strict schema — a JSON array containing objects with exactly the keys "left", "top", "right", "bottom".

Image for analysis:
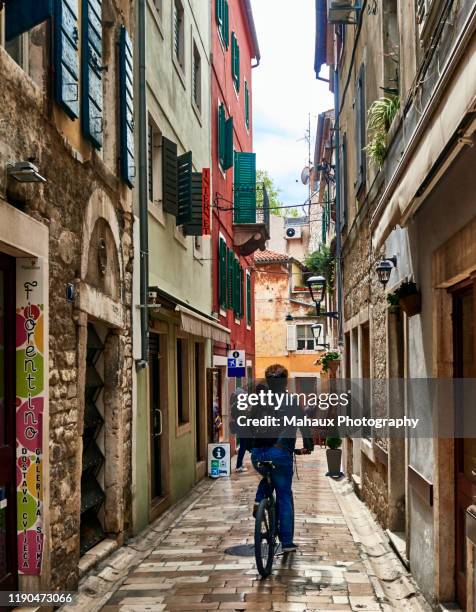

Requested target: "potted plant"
[
  {"left": 318, "top": 351, "right": 341, "bottom": 376},
  {"left": 395, "top": 281, "right": 421, "bottom": 317},
  {"left": 386, "top": 291, "right": 400, "bottom": 315},
  {"left": 325, "top": 436, "right": 343, "bottom": 477},
  {"left": 365, "top": 95, "right": 400, "bottom": 167}
]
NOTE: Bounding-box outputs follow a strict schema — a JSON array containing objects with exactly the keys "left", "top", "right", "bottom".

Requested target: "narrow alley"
[{"left": 64, "top": 451, "right": 430, "bottom": 612}]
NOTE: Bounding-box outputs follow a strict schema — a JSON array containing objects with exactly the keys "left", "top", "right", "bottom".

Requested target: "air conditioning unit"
[
  {"left": 285, "top": 226, "right": 302, "bottom": 240},
  {"left": 327, "top": 0, "right": 360, "bottom": 24}
]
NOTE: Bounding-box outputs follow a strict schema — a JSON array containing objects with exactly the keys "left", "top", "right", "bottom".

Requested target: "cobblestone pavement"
[{"left": 64, "top": 450, "right": 431, "bottom": 612}]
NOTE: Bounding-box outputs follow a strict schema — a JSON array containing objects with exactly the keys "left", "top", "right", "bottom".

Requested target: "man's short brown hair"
[{"left": 265, "top": 364, "right": 289, "bottom": 379}]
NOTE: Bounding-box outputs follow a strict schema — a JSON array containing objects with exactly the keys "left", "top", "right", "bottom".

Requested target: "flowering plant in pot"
[
  {"left": 317, "top": 351, "right": 341, "bottom": 376},
  {"left": 325, "top": 436, "right": 343, "bottom": 477},
  {"left": 394, "top": 281, "right": 421, "bottom": 317}
]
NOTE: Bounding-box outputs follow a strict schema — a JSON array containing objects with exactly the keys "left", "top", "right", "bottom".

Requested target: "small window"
[
  {"left": 192, "top": 42, "right": 201, "bottom": 111},
  {"left": 147, "top": 118, "right": 162, "bottom": 206},
  {"left": 173, "top": 0, "right": 185, "bottom": 69},
  {"left": 296, "top": 325, "right": 316, "bottom": 351},
  {"left": 176, "top": 338, "right": 190, "bottom": 425},
  {"left": 5, "top": 34, "right": 27, "bottom": 69}
]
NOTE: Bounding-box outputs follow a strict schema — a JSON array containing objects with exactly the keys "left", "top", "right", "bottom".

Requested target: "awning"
[
  {"left": 372, "top": 32, "right": 476, "bottom": 250},
  {"left": 176, "top": 305, "right": 230, "bottom": 344}
]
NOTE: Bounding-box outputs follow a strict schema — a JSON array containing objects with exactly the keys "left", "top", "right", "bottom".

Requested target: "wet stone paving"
[{"left": 68, "top": 450, "right": 431, "bottom": 612}]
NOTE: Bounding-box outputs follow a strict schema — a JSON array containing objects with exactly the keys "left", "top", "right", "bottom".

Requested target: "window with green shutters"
[
  {"left": 246, "top": 272, "right": 252, "bottom": 324},
  {"left": 244, "top": 81, "right": 250, "bottom": 130},
  {"left": 218, "top": 103, "right": 233, "bottom": 171},
  {"left": 231, "top": 32, "right": 240, "bottom": 92},
  {"left": 234, "top": 152, "right": 256, "bottom": 223},
  {"left": 218, "top": 238, "right": 227, "bottom": 309},
  {"left": 215, "top": 0, "right": 229, "bottom": 49}
]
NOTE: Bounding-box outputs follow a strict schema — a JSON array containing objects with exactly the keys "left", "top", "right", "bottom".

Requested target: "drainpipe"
[
  {"left": 333, "top": 68, "right": 344, "bottom": 347},
  {"left": 137, "top": 0, "right": 149, "bottom": 366}
]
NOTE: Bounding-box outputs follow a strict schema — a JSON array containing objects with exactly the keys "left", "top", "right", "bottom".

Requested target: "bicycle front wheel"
[{"left": 254, "top": 498, "right": 276, "bottom": 577}]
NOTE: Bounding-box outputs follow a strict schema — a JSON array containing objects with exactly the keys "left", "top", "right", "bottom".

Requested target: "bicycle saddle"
[{"left": 257, "top": 460, "right": 275, "bottom": 469}]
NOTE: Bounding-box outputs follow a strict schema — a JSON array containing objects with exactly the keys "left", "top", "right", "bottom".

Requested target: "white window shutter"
[{"left": 287, "top": 325, "right": 297, "bottom": 351}]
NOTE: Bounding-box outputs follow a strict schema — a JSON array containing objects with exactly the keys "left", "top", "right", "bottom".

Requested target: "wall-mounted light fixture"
[
  {"left": 311, "top": 323, "right": 330, "bottom": 349},
  {"left": 376, "top": 256, "right": 397, "bottom": 287},
  {"left": 7, "top": 161, "right": 46, "bottom": 183}
]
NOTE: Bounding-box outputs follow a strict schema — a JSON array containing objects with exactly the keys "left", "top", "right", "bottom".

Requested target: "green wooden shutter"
[
  {"left": 224, "top": 116, "right": 233, "bottom": 170},
  {"left": 218, "top": 238, "right": 227, "bottom": 308},
  {"left": 239, "top": 267, "right": 244, "bottom": 318},
  {"left": 355, "top": 63, "right": 366, "bottom": 192},
  {"left": 218, "top": 104, "right": 226, "bottom": 168},
  {"left": 246, "top": 273, "right": 251, "bottom": 323},
  {"left": 5, "top": 0, "right": 53, "bottom": 41},
  {"left": 223, "top": 0, "right": 229, "bottom": 49},
  {"left": 176, "top": 151, "right": 193, "bottom": 225},
  {"left": 81, "top": 0, "right": 103, "bottom": 149},
  {"left": 53, "top": 0, "right": 79, "bottom": 119},
  {"left": 183, "top": 172, "right": 203, "bottom": 236},
  {"left": 162, "top": 136, "right": 178, "bottom": 215},
  {"left": 227, "top": 248, "right": 234, "bottom": 309},
  {"left": 215, "top": 0, "right": 223, "bottom": 25},
  {"left": 244, "top": 81, "right": 249, "bottom": 129},
  {"left": 234, "top": 152, "right": 256, "bottom": 223},
  {"left": 232, "top": 258, "right": 239, "bottom": 316},
  {"left": 235, "top": 41, "right": 240, "bottom": 92},
  {"left": 119, "top": 26, "right": 135, "bottom": 187}
]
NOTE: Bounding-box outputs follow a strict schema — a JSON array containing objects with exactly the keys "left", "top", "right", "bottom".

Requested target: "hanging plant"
[
  {"left": 365, "top": 96, "right": 400, "bottom": 167},
  {"left": 305, "top": 245, "right": 335, "bottom": 295},
  {"left": 391, "top": 281, "right": 421, "bottom": 317}
]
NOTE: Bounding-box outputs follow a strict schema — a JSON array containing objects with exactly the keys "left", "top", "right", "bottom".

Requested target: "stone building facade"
[
  {"left": 317, "top": 0, "right": 476, "bottom": 608},
  {"left": 0, "top": 0, "right": 134, "bottom": 592}
]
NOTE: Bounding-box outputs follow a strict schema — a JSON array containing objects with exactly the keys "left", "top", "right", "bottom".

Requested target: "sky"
[{"left": 251, "top": 0, "right": 334, "bottom": 210}]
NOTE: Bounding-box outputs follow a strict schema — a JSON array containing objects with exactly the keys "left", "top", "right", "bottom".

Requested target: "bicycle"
[{"left": 253, "top": 448, "right": 310, "bottom": 578}]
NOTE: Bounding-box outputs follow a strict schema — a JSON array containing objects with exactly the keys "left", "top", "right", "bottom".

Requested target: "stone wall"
[{"left": 0, "top": 1, "right": 134, "bottom": 589}]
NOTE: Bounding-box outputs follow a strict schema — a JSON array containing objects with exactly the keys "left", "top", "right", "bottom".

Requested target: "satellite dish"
[{"left": 300, "top": 166, "right": 311, "bottom": 185}]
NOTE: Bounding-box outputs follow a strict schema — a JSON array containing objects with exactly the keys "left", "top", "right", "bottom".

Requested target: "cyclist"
[{"left": 250, "top": 364, "right": 314, "bottom": 553}]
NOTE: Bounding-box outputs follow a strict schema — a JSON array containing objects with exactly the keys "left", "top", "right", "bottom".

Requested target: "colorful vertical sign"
[
  {"left": 202, "top": 168, "right": 211, "bottom": 236},
  {"left": 16, "top": 258, "right": 44, "bottom": 575}
]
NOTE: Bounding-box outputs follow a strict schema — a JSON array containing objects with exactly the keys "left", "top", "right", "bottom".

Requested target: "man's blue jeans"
[{"left": 251, "top": 446, "right": 294, "bottom": 546}]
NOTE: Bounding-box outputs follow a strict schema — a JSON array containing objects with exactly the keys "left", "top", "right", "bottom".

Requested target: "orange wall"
[{"left": 256, "top": 354, "right": 322, "bottom": 379}]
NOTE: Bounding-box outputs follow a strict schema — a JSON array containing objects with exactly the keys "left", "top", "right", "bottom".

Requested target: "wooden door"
[
  {"left": 0, "top": 253, "right": 17, "bottom": 591},
  {"left": 453, "top": 284, "right": 476, "bottom": 608}
]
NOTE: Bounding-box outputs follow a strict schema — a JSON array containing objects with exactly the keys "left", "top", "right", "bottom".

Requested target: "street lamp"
[
  {"left": 306, "top": 275, "right": 338, "bottom": 319},
  {"left": 306, "top": 275, "right": 326, "bottom": 305},
  {"left": 375, "top": 256, "right": 397, "bottom": 287}
]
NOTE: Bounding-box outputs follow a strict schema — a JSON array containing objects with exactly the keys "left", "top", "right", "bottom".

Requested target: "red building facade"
[{"left": 211, "top": 0, "right": 261, "bottom": 436}]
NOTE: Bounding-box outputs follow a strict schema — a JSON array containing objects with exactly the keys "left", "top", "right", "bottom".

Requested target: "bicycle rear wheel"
[{"left": 254, "top": 498, "right": 276, "bottom": 577}]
